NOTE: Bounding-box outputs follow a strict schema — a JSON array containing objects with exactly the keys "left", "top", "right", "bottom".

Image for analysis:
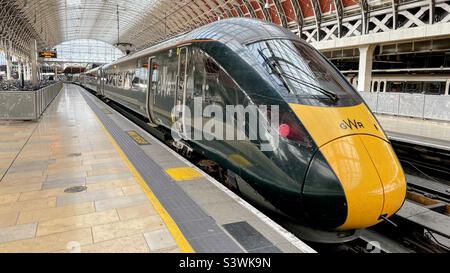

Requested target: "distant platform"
[{"left": 377, "top": 115, "right": 450, "bottom": 151}]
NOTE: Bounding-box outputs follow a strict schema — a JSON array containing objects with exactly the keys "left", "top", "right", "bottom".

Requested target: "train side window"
[
  {"left": 194, "top": 50, "right": 238, "bottom": 108},
  {"left": 124, "top": 71, "right": 132, "bottom": 90},
  {"left": 380, "top": 81, "right": 385, "bottom": 93},
  {"left": 131, "top": 68, "right": 148, "bottom": 90},
  {"left": 110, "top": 74, "right": 116, "bottom": 86},
  {"left": 140, "top": 67, "right": 148, "bottom": 88},
  {"left": 150, "top": 59, "right": 160, "bottom": 95},
  {"left": 373, "top": 81, "right": 378, "bottom": 92},
  {"left": 192, "top": 50, "right": 205, "bottom": 99},
  {"left": 205, "top": 58, "right": 220, "bottom": 74},
  {"left": 151, "top": 62, "right": 159, "bottom": 83},
  {"left": 118, "top": 73, "right": 124, "bottom": 88},
  {"left": 132, "top": 71, "right": 140, "bottom": 85}
]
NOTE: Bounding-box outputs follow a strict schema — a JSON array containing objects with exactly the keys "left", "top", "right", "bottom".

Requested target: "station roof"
[{"left": 1, "top": 0, "right": 362, "bottom": 57}]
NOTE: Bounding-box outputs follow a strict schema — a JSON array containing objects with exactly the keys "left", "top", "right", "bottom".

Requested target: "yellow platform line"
[{"left": 92, "top": 113, "right": 194, "bottom": 253}]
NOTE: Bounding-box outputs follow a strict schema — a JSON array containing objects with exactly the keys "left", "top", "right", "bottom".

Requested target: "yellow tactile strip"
[
  {"left": 165, "top": 167, "right": 204, "bottom": 182},
  {"left": 93, "top": 111, "right": 195, "bottom": 253},
  {"left": 0, "top": 85, "right": 182, "bottom": 253}
]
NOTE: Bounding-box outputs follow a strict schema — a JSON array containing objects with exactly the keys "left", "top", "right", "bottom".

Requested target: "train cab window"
[{"left": 248, "top": 39, "right": 363, "bottom": 106}]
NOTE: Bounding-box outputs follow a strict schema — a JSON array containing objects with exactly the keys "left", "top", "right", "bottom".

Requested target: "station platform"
[
  {"left": 0, "top": 84, "right": 314, "bottom": 253},
  {"left": 377, "top": 115, "right": 450, "bottom": 151}
]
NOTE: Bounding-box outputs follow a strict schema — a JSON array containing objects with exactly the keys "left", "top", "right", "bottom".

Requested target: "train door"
[
  {"left": 146, "top": 57, "right": 159, "bottom": 127},
  {"left": 175, "top": 47, "right": 189, "bottom": 137}
]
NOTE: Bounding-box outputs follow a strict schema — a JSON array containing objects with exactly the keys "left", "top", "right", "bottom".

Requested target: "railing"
[
  {"left": 0, "top": 82, "right": 63, "bottom": 120},
  {"left": 360, "top": 92, "right": 450, "bottom": 122}
]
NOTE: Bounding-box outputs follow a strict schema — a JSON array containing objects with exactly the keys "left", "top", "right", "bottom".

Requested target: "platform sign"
[{"left": 39, "top": 51, "right": 57, "bottom": 59}]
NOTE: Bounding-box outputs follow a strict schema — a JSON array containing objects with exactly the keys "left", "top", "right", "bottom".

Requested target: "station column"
[
  {"left": 31, "top": 40, "right": 39, "bottom": 86},
  {"left": 24, "top": 62, "right": 29, "bottom": 81},
  {"left": 27, "top": 61, "right": 32, "bottom": 81},
  {"left": 357, "top": 45, "right": 375, "bottom": 92},
  {"left": 5, "top": 51, "right": 12, "bottom": 80},
  {"left": 18, "top": 58, "right": 23, "bottom": 82}
]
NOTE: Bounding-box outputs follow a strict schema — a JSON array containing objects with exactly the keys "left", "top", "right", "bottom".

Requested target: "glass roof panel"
[
  {"left": 14, "top": 0, "right": 238, "bottom": 50},
  {"left": 48, "top": 39, "right": 125, "bottom": 63}
]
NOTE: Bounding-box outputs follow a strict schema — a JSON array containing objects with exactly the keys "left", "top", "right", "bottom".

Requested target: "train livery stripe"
[
  {"left": 289, "top": 103, "right": 387, "bottom": 148},
  {"left": 92, "top": 113, "right": 195, "bottom": 253}
]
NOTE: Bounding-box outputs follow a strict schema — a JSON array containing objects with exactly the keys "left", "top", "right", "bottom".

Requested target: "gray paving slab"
[
  {"left": 0, "top": 223, "right": 37, "bottom": 244},
  {"left": 144, "top": 229, "right": 177, "bottom": 251},
  {"left": 86, "top": 173, "right": 133, "bottom": 184},
  {"left": 90, "top": 162, "right": 126, "bottom": 170},
  {"left": 42, "top": 177, "right": 86, "bottom": 190},
  {"left": 7, "top": 164, "right": 47, "bottom": 174},
  {"left": 94, "top": 194, "right": 148, "bottom": 211},
  {"left": 56, "top": 188, "right": 122, "bottom": 207}
]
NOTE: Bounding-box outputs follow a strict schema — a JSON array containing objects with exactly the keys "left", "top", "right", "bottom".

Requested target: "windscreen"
[{"left": 248, "top": 39, "right": 363, "bottom": 106}]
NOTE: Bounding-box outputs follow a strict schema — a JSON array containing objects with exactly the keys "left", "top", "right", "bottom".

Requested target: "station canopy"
[{"left": 1, "top": 0, "right": 363, "bottom": 58}]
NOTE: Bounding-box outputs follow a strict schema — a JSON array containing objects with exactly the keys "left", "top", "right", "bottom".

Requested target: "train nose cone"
[{"left": 303, "top": 135, "right": 406, "bottom": 230}]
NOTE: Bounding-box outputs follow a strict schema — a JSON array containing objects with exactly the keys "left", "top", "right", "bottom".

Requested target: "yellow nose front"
[
  {"left": 289, "top": 102, "right": 407, "bottom": 230},
  {"left": 358, "top": 135, "right": 407, "bottom": 219},
  {"left": 319, "top": 135, "right": 406, "bottom": 230}
]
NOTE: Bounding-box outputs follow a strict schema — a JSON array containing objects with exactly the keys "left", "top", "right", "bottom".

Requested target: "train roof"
[
  {"left": 103, "top": 18, "right": 301, "bottom": 70},
  {"left": 85, "top": 66, "right": 101, "bottom": 74}
]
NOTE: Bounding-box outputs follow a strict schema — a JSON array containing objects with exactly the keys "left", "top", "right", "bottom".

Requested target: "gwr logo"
[{"left": 340, "top": 119, "right": 365, "bottom": 130}]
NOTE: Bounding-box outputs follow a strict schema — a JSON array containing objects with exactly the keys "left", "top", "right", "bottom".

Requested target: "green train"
[{"left": 78, "top": 18, "right": 406, "bottom": 239}]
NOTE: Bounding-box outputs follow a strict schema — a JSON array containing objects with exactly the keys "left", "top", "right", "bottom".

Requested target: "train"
[{"left": 75, "top": 18, "right": 407, "bottom": 241}]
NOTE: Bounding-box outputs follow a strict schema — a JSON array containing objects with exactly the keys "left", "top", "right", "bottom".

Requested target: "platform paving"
[{"left": 0, "top": 86, "right": 179, "bottom": 253}]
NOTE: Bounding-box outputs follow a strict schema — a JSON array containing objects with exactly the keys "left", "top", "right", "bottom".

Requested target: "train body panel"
[{"left": 77, "top": 18, "right": 406, "bottom": 232}]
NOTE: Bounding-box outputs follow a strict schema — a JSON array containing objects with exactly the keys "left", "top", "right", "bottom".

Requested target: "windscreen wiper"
[
  {"left": 258, "top": 49, "right": 292, "bottom": 94},
  {"left": 270, "top": 56, "right": 319, "bottom": 82},
  {"left": 258, "top": 49, "right": 339, "bottom": 102},
  {"left": 281, "top": 72, "right": 339, "bottom": 102}
]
